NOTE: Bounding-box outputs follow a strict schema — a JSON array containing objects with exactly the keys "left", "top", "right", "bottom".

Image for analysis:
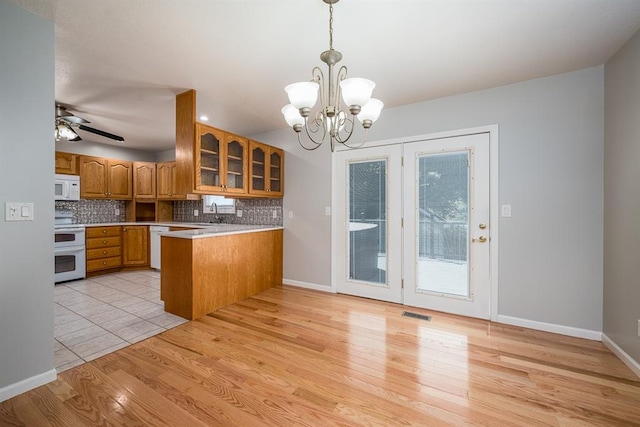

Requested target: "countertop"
[{"left": 56, "top": 222, "right": 283, "bottom": 239}]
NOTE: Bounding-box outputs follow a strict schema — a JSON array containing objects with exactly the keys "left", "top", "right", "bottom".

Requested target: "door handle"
[{"left": 472, "top": 236, "right": 487, "bottom": 243}]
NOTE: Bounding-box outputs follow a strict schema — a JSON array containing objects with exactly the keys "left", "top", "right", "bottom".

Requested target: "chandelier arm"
[
  {"left": 298, "top": 119, "right": 326, "bottom": 151},
  {"left": 303, "top": 115, "right": 327, "bottom": 146},
  {"left": 331, "top": 114, "right": 356, "bottom": 145},
  {"left": 312, "top": 67, "right": 325, "bottom": 109},
  {"left": 338, "top": 129, "right": 369, "bottom": 150},
  {"left": 335, "top": 65, "right": 348, "bottom": 107}
]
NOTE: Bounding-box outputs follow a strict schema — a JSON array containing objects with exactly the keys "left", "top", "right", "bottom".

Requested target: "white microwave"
[{"left": 54, "top": 174, "right": 80, "bottom": 201}]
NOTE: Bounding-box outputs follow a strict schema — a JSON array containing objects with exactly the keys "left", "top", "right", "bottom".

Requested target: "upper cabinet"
[
  {"left": 249, "top": 141, "right": 284, "bottom": 197},
  {"left": 195, "top": 123, "right": 248, "bottom": 195},
  {"left": 175, "top": 89, "right": 282, "bottom": 198},
  {"left": 157, "top": 161, "right": 191, "bottom": 199},
  {"left": 55, "top": 151, "right": 78, "bottom": 175},
  {"left": 133, "top": 162, "right": 156, "bottom": 199},
  {"left": 79, "top": 156, "right": 132, "bottom": 199}
]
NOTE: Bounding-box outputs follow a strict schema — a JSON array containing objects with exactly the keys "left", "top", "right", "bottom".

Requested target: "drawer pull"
[
  {"left": 102, "top": 230, "right": 107, "bottom": 234},
  {"left": 103, "top": 261, "right": 107, "bottom": 265},
  {"left": 103, "top": 251, "right": 107, "bottom": 255},
  {"left": 103, "top": 240, "right": 107, "bottom": 244}
]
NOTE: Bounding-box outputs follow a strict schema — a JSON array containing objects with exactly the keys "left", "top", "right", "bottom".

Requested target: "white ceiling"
[{"left": 11, "top": 0, "right": 640, "bottom": 152}]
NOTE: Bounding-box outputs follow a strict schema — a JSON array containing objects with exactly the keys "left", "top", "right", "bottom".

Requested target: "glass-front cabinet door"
[
  {"left": 195, "top": 124, "right": 224, "bottom": 192},
  {"left": 250, "top": 143, "right": 267, "bottom": 194},
  {"left": 223, "top": 134, "right": 248, "bottom": 195},
  {"left": 249, "top": 140, "right": 284, "bottom": 197},
  {"left": 268, "top": 149, "right": 283, "bottom": 196},
  {"left": 195, "top": 124, "right": 247, "bottom": 194}
]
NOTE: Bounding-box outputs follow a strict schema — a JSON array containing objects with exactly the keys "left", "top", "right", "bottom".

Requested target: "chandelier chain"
[{"left": 329, "top": 2, "right": 334, "bottom": 50}]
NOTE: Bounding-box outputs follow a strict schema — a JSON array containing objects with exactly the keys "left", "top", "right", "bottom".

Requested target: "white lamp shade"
[
  {"left": 281, "top": 104, "right": 305, "bottom": 128},
  {"left": 358, "top": 98, "right": 384, "bottom": 124},
  {"left": 285, "top": 82, "right": 319, "bottom": 110},
  {"left": 340, "top": 78, "right": 375, "bottom": 107}
]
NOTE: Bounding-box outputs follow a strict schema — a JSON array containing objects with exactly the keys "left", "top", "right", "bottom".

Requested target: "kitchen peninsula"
[{"left": 160, "top": 225, "right": 283, "bottom": 320}]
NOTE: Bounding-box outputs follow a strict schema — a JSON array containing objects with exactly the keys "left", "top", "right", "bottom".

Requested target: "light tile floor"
[{"left": 54, "top": 270, "right": 188, "bottom": 372}]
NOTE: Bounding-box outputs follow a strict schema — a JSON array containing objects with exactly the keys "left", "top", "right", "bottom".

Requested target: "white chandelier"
[{"left": 281, "top": 0, "right": 383, "bottom": 152}]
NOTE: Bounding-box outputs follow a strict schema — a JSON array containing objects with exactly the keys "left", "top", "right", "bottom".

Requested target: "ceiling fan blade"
[
  {"left": 55, "top": 105, "right": 90, "bottom": 124},
  {"left": 78, "top": 125, "right": 125, "bottom": 142}
]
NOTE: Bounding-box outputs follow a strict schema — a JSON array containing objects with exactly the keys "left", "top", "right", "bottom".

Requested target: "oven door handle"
[{"left": 55, "top": 227, "right": 85, "bottom": 232}]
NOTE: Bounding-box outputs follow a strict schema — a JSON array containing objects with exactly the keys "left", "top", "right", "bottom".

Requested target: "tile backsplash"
[
  {"left": 55, "top": 198, "right": 283, "bottom": 226},
  {"left": 55, "top": 199, "right": 126, "bottom": 224},
  {"left": 173, "top": 198, "right": 283, "bottom": 226}
]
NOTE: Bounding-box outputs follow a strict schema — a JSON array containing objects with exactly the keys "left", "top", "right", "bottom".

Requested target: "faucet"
[{"left": 209, "top": 202, "right": 223, "bottom": 223}]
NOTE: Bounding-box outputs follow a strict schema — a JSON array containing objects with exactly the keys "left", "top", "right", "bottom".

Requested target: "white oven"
[{"left": 55, "top": 226, "right": 86, "bottom": 283}]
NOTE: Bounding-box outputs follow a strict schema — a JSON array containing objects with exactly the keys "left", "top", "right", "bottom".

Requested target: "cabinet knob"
[
  {"left": 103, "top": 240, "right": 107, "bottom": 244},
  {"left": 102, "top": 230, "right": 107, "bottom": 234},
  {"left": 103, "top": 261, "right": 107, "bottom": 265},
  {"left": 123, "top": 228, "right": 127, "bottom": 232},
  {"left": 103, "top": 251, "right": 107, "bottom": 255}
]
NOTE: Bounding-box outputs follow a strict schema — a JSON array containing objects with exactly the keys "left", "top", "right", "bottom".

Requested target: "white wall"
[
  {"left": 254, "top": 66, "right": 604, "bottom": 333},
  {"left": 0, "top": 0, "right": 57, "bottom": 401},
  {"left": 604, "top": 28, "right": 640, "bottom": 364},
  {"left": 55, "top": 140, "right": 157, "bottom": 162}
]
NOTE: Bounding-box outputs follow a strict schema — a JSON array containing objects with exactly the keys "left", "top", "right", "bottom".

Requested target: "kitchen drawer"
[
  {"left": 86, "top": 236, "right": 121, "bottom": 249},
  {"left": 87, "top": 256, "right": 122, "bottom": 272},
  {"left": 87, "top": 246, "right": 122, "bottom": 260},
  {"left": 86, "top": 226, "right": 121, "bottom": 238}
]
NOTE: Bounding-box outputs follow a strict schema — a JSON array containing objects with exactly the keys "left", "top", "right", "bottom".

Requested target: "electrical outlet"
[
  {"left": 115, "top": 208, "right": 120, "bottom": 216},
  {"left": 288, "top": 211, "right": 294, "bottom": 219},
  {"left": 237, "top": 209, "right": 243, "bottom": 218},
  {"left": 194, "top": 209, "right": 199, "bottom": 217},
  {"left": 272, "top": 210, "right": 277, "bottom": 219},
  {"left": 325, "top": 206, "right": 331, "bottom": 216}
]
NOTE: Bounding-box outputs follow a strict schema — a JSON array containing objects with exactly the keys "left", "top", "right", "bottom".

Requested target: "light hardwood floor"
[{"left": 1, "top": 286, "right": 639, "bottom": 426}]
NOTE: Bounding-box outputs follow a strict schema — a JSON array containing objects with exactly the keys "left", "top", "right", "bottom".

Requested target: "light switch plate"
[
  {"left": 5, "top": 202, "right": 34, "bottom": 221},
  {"left": 501, "top": 204, "right": 512, "bottom": 217}
]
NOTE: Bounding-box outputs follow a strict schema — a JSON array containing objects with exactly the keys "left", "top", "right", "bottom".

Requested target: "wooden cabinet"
[
  {"left": 249, "top": 141, "right": 284, "bottom": 197},
  {"left": 161, "top": 229, "right": 283, "bottom": 320},
  {"left": 122, "top": 225, "right": 149, "bottom": 267},
  {"left": 79, "top": 156, "right": 132, "bottom": 199},
  {"left": 86, "top": 226, "right": 122, "bottom": 273},
  {"left": 175, "top": 91, "right": 283, "bottom": 198},
  {"left": 157, "top": 161, "right": 183, "bottom": 199},
  {"left": 55, "top": 151, "right": 78, "bottom": 175},
  {"left": 133, "top": 162, "right": 156, "bottom": 199},
  {"left": 194, "top": 123, "right": 248, "bottom": 195}
]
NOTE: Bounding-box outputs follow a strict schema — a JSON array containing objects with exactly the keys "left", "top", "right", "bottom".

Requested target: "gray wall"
[
  {"left": 604, "top": 29, "right": 640, "bottom": 362},
  {"left": 0, "top": 0, "right": 55, "bottom": 396},
  {"left": 255, "top": 66, "right": 605, "bottom": 332}
]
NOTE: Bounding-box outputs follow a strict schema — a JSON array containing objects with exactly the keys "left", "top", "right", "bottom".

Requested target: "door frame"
[{"left": 331, "top": 125, "right": 500, "bottom": 321}]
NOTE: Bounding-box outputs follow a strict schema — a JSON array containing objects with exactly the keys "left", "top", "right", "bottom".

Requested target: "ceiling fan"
[{"left": 55, "top": 105, "right": 125, "bottom": 143}]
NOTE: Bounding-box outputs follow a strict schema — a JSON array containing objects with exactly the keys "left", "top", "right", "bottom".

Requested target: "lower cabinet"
[
  {"left": 122, "top": 226, "right": 149, "bottom": 267},
  {"left": 86, "top": 225, "right": 149, "bottom": 275},
  {"left": 86, "top": 226, "right": 122, "bottom": 273}
]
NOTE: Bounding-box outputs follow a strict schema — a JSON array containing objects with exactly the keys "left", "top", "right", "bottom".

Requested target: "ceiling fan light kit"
[
  {"left": 55, "top": 104, "right": 125, "bottom": 143},
  {"left": 282, "top": 0, "right": 383, "bottom": 152}
]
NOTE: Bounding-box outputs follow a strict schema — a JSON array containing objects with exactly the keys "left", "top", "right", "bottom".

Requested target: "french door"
[
  {"left": 333, "top": 144, "right": 403, "bottom": 303},
  {"left": 334, "top": 132, "right": 492, "bottom": 319}
]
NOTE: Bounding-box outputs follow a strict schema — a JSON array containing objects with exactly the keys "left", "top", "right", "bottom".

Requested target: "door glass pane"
[
  {"left": 227, "top": 140, "right": 244, "bottom": 189},
  {"left": 417, "top": 151, "right": 469, "bottom": 297},
  {"left": 348, "top": 160, "right": 387, "bottom": 285}
]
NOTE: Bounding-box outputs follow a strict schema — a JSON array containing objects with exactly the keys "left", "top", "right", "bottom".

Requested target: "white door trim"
[{"left": 332, "top": 125, "right": 499, "bottom": 322}]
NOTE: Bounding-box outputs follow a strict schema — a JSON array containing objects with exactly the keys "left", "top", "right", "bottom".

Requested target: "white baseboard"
[
  {"left": 602, "top": 334, "right": 640, "bottom": 378},
  {"left": 282, "top": 278, "right": 332, "bottom": 293},
  {"left": 0, "top": 369, "right": 57, "bottom": 402},
  {"left": 496, "top": 315, "right": 602, "bottom": 341}
]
